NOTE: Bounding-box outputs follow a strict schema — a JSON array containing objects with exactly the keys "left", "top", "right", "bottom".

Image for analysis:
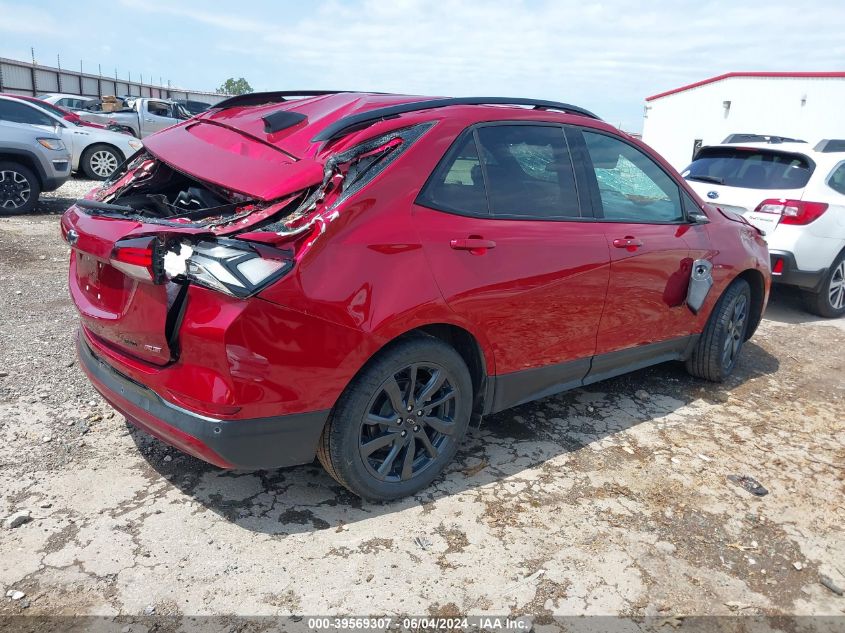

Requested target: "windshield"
[{"left": 682, "top": 147, "right": 813, "bottom": 190}]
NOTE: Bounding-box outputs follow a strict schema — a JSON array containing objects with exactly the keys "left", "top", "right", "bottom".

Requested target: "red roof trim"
[{"left": 645, "top": 71, "right": 845, "bottom": 102}]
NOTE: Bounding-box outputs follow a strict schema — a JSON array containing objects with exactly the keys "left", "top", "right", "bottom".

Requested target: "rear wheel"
[
  {"left": 803, "top": 252, "right": 845, "bottom": 318},
  {"left": 81, "top": 144, "right": 122, "bottom": 180},
  {"left": 0, "top": 161, "right": 40, "bottom": 215},
  {"left": 317, "top": 336, "right": 472, "bottom": 501},
  {"left": 686, "top": 279, "right": 752, "bottom": 382}
]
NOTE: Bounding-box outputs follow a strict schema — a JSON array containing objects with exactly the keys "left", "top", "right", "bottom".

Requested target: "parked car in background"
[
  {"left": 77, "top": 97, "right": 192, "bottom": 138},
  {"left": 683, "top": 138, "right": 845, "bottom": 317},
  {"left": 0, "top": 119, "right": 70, "bottom": 213},
  {"left": 63, "top": 91, "right": 771, "bottom": 500},
  {"left": 0, "top": 95, "right": 143, "bottom": 179},
  {"left": 37, "top": 93, "right": 90, "bottom": 110},
  {"left": 1, "top": 93, "right": 107, "bottom": 130},
  {"left": 173, "top": 99, "right": 212, "bottom": 115}
]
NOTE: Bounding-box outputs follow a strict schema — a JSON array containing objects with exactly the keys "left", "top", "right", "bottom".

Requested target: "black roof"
[
  {"left": 212, "top": 92, "right": 601, "bottom": 143},
  {"left": 311, "top": 96, "right": 601, "bottom": 143}
]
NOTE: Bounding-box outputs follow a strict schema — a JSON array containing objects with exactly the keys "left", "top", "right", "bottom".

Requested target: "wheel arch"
[
  {"left": 0, "top": 150, "right": 46, "bottom": 187},
  {"left": 348, "top": 321, "right": 493, "bottom": 424},
  {"left": 79, "top": 142, "right": 126, "bottom": 178},
  {"left": 734, "top": 268, "right": 766, "bottom": 340},
  {"left": 82, "top": 141, "right": 126, "bottom": 161}
]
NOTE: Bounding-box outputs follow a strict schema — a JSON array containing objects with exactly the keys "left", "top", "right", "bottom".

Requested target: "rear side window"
[
  {"left": 475, "top": 125, "right": 580, "bottom": 218},
  {"left": 683, "top": 147, "right": 813, "bottom": 189},
  {"left": 56, "top": 97, "right": 84, "bottom": 110},
  {"left": 0, "top": 100, "right": 55, "bottom": 126},
  {"left": 56, "top": 98, "right": 84, "bottom": 109},
  {"left": 419, "top": 124, "right": 581, "bottom": 219},
  {"left": 419, "top": 134, "right": 489, "bottom": 215},
  {"left": 582, "top": 131, "right": 684, "bottom": 222},
  {"left": 828, "top": 163, "right": 845, "bottom": 195}
]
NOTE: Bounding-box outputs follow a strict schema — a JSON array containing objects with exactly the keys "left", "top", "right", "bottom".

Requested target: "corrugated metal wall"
[{"left": 0, "top": 56, "right": 226, "bottom": 104}]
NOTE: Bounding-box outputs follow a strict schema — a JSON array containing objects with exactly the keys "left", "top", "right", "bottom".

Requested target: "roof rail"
[
  {"left": 213, "top": 90, "right": 352, "bottom": 110},
  {"left": 311, "top": 97, "right": 601, "bottom": 143}
]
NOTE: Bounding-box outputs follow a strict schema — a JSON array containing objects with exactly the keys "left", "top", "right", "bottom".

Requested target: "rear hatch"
[
  {"left": 63, "top": 145, "right": 321, "bottom": 366},
  {"left": 682, "top": 145, "right": 814, "bottom": 234},
  {"left": 63, "top": 207, "right": 205, "bottom": 365}
]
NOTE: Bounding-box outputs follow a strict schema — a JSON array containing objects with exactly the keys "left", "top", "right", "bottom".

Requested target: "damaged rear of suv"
[
  {"left": 65, "top": 92, "right": 770, "bottom": 500},
  {"left": 64, "top": 92, "right": 452, "bottom": 486}
]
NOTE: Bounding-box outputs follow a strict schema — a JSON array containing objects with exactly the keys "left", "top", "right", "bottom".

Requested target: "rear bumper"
[
  {"left": 769, "top": 250, "right": 825, "bottom": 291},
  {"left": 77, "top": 332, "right": 329, "bottom": 470}
]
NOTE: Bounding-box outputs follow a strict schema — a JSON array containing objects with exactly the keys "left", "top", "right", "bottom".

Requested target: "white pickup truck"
[{"left": 79, "top": 98, "right": 192, "bottom": 138}]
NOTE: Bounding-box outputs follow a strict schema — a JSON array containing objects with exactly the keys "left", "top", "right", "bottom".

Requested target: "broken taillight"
[{"left": 164, "top": 239, "right": 293, "bottom": 298}]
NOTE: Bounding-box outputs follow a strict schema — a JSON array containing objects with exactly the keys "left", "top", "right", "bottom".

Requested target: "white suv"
[{"left": 682, "top": 138, "right": 845, "bottom": 317}]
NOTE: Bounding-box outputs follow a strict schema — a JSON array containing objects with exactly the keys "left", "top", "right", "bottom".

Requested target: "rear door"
[
  {"left": 575, "top": 128, "right": 706, "bottom": 359},
  {"left": 413, "top": 123, "right": 610, "bottom": 399}
]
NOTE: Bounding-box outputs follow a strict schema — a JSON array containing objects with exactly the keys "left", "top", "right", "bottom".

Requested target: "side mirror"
[{"left": 689, "top": 209, "right": 710, "bottom": 224}]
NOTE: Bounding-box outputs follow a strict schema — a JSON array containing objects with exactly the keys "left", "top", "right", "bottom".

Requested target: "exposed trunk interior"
[{"left": 103, "top": 155, "right": 252, "bottom": 221}]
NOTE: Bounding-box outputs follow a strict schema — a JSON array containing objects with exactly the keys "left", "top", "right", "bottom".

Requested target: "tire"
[
  {"left": 0, "top": 161, "right": 40, "bottom": 215},
  {"left": 317, "top": 335, "right": 473, "bottom": 501},
  {"left": 685, "top": 278, "right": 752, "bottom": 382},
  {"left": 81, "top": 144, "right": 122, "bottom": 180},
  {"left": 802, "top": 251, "right": 845, "bottom": 318}
]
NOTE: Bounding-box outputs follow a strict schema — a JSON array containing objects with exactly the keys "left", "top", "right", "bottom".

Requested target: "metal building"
[{"left": 641, "top": 72, "right": 845, "bottom": 169}]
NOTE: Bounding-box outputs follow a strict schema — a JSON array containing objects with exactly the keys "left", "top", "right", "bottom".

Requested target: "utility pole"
[{"left": 30, "top": 48, "right": 37, "bottom": 96}]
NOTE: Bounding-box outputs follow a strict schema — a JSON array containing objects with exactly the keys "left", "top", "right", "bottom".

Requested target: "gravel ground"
[{"left": 0, "top": 179, "right": 844, "bottom": 629}]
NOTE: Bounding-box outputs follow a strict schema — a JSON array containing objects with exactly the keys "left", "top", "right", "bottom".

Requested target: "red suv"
[{"left": 62, "top": 92, "right": 770, "bottom": 500}]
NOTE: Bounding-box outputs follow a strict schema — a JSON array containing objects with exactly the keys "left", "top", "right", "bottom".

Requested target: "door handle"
[
  {"left": 450, "top": 238, "right": 496, "bottom": 254},
  {"left": 612, "top": 236, "right": 644, "bottom": 251}
]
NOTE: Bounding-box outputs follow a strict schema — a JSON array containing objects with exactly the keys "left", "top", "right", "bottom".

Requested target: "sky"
[{"left": 2, "top": 0, "right": 844, "bottom": 132}]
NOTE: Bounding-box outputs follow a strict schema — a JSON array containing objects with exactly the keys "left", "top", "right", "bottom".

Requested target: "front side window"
[
  {"left": 0, "top": 100, "right": 56, "bottom": 127},
  {"left": 827, "top": 162, "right": 845, "bottom": 195},
  {"left": 147, "top": 101, "right": 171, "bottom": 117},
  {"left": 583, "top": 131, "right": 684, "bottom": 222},
  {"left": 475, "top": 125, "right": 580, "bottom": 218}
]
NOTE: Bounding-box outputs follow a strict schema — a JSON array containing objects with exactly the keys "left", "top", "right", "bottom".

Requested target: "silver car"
[
  {"left": 0, "top": 95, "right": 143, "bottom": 179},
  {"left": 0, "top": 119, "right": 71, "bottom": 213}
]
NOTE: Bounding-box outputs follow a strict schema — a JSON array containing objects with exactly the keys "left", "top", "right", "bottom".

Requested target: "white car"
[
  {"left": 0, "top": 95, "right": 143, "bottom": 180},
  {"left": 37, "top": 93, "right": 90, "bottom": 111},
  {"left": 682, "top": 139, "right": 845, "bottom": 318}
]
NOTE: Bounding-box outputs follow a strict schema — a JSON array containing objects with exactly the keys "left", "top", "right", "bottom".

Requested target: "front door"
[
  {"left": 575, "top": 129, "right": 704, "bottom": 365},
  {"left": 143, "top": 100, "right": 178, "bottom": 134}
]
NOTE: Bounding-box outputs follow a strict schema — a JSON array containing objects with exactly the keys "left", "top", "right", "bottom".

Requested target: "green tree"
[{"left": 217, "top": 77, "right": 254, "bottom": 96}]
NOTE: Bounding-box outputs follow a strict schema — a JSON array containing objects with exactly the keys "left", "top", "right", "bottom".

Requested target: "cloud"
[
  {"left": 6, "top": 0, "right": 845, "bottom": 130},
  {"left": 205, "top": 0, "right": 845, "bottom": 128},
  {"left": 118, "top": 0, "right": 271, "bottom": 33},
  {"left": 0, "top": 2, "right": 60, "bottom": 35}
]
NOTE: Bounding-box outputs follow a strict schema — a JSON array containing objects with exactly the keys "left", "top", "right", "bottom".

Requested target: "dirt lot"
[{"left": 1, "top": 179, "right": 844, "bottom": 627}]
